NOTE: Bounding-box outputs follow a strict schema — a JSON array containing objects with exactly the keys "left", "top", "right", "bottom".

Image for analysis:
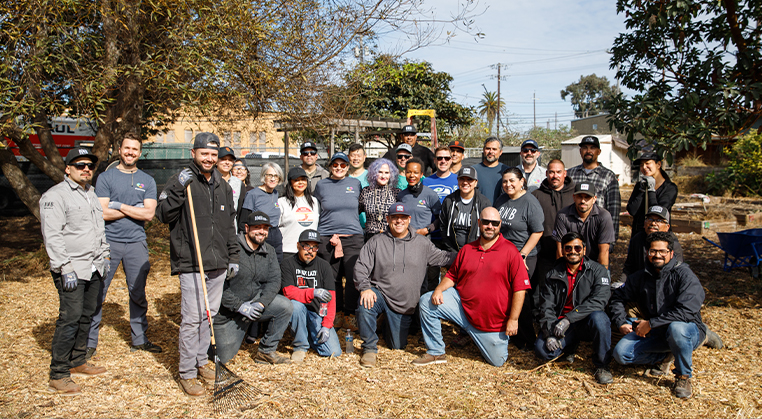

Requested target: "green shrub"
[{"left": 706, "top": 133, "right": 762, "bottom": 196}]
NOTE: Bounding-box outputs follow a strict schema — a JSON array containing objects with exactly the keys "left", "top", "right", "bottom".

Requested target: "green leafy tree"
[
  {"left": 560, "top": 74, "right": 619, "bottom": 119},
  {"left": 522, "top": 125, "right": 576, "bottom": 150},
  {"left": 706, "top": 132, "right": 762, "bottom": 196},
  {"left": 477, "top": 90, "right": 505, "bottom": 136},
  {"left": 608, "top": 0, "right": 762, "bottom": 163}
]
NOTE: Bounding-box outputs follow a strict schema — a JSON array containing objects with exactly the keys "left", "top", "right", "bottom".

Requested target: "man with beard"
[
  {"left": 473, "top": 137, "right": 508, "bottom": 205},
  {"left": 610, "top": 231, "right": 707, "bottom": 399},
  {"left": 516, "top": 139, "right": 546, "bottom": 193},
  {"left": 155, "top": 132, "right": 239, "bottom": 397},
  {"left": 382, "top": 125, "right": 436, "bottom": 175},
  {"left": 87, "top": 133, "right": 161, "bottom": 360},
  {"left": 414, "top": 207, "right": 530, "bottom": 367},
  {"left": 300, "top": 141, "right": 329, "bottom": 193},
  {"left": 567, "top": 136, "right": 621, "bottom": 241}
]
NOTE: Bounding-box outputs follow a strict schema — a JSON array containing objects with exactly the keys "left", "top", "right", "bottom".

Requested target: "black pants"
[
  {"left": 318, "top": 234, "right": 364, "bottom": 316},
  {"left": 50, "top": 271, "right": 102, "bottom": 380}
]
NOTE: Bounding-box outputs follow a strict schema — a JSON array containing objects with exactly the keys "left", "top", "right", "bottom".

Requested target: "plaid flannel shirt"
[{"left": 567, "top": 164, "right": 621, "bottom": 241}]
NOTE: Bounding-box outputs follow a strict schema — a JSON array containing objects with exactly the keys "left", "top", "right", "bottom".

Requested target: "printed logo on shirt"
[
  {"left": 220, "top": 205, "right": 225, "bottom": 211},
  {"left": 135, "top": 183, "right": 145, "bottom": 189},
  {"left": 295, "top": 269, "right": 318, "bottom": 288},
  {"left": 42, "top": 201, "right": 55, "bottom": 210},
  {"left": 295, "top": 207, "right": 316, "bottom": 227},
  {"left": 417, "top": 199, "right": 427, "bottom": 208},
  {"left": 524, "top": 279, "right": 530, "bottom": 286},
  {"left": 346, "top": 187, "right": 355, "bottom": 193},
  {"left": 601, "top": 276, "right": 610, "bottom": 285}
]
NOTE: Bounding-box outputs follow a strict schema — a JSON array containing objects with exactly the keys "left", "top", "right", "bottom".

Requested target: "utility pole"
[
  {"left": 555, "top": 112, "right": 557, "bottom": 130},
  {"left": 489, "top": 63, "right": 509, "bottom": 140},
  {"left": 533, "top": 91, "right": 537, "bottom": 128}
]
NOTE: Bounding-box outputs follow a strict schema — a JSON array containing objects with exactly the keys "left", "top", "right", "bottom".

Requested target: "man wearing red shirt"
[
  {"left": 535, "top": 232, "right": 613, "bottom": 384},
  {"left": 414, "top": 207, "right": 530, "bottom": 367}
]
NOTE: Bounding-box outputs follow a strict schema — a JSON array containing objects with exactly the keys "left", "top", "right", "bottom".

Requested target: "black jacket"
[
  {"left": 626, "top": 169, "right": 678, "bottom": 236},
  {"left": 438, "top": 189, "right": 491, "bottom": 252},
  {"left": 610, "top": 258, "right": 706, "bottom": 341},
  {"left": 538, "top": 258, "right": 611, "bottom": 338},
  {"left": 155, "top": 161, "right": 239, "bottom": 275},
  {"left": 623, "top": 231, "right": 684, "bottom": 276},
  {"left": 532, "top": 176, "right": 576, "bottom": 259}
]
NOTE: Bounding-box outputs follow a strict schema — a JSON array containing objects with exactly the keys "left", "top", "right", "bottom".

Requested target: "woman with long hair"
[
  {"left": 279, "top": 167, "right": 320, "bottom": 260},
  {"left": 358, "top": 158, "right": 400, "bottom": 241}
]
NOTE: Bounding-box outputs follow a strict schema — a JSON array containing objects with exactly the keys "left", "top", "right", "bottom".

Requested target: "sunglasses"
[
  {"left": 480, "top": 219, "right": 500, "bottom": 227},
  {"left": 70, "top": 162, "right": 96, "bottom": 170},
  {"left": 521, "top": 148, "right": 539, "bottom": 154},
  {"left": 436, "top": 156, "right": 452, "bottom": 161},
  {"left": 564, "top": 245, "right": 584, "bottom": 253},
  {"left": 302, "top": 150, "right": 317, "bottom": 156},
  {"left": 331, "top": 162, "right": 348, "bottom": 168},
  {"left": 300, "top": 243, "right": 319, "bottom": 252},
  {"left": 396, "top": 154, "right": 412, "bottom": 160}
]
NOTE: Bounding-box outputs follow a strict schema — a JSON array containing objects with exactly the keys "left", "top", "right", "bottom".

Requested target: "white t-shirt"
[{"left": 278, "top": 195, "right": 320, "bottom": 254}]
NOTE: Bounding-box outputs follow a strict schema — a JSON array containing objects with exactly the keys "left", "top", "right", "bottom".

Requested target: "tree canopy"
[
  {"left": 560, "top": 74, "right": 619, "bottom": 119},
  {"left": 607, "top": 0, "right": 762, "bottom": 162}
]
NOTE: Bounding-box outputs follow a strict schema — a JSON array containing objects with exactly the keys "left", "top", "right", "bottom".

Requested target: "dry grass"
[
  {"left": 1, "top": 217, "right": 761, "bottom": 418},
  {"left": 677, "top": 152, "right": 707, "bottom": 168}
]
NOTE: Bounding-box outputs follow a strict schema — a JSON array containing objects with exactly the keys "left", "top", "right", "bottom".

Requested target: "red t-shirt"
[
  {"left": 561, "top": 259, "right": 582, "bottom": 317},
  {"left": 445, "top": 235, "right": 531, "bottom": 332}
]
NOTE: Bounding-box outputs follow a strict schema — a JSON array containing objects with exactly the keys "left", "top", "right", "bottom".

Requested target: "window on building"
[
  {"left": 167, "top": 130, "right": 176, "bottom": 142},
  {"left": 259, "top": 132, "right": 267, "bottom": 151},
  {"left": 184, "top": 130, "right": 193, "bottom": 143},
  {"left": 592, "top": 124, "right": 598, "bottom": 130}
]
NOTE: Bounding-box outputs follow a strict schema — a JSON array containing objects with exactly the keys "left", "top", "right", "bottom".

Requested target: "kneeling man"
[
  {"left": 214, "top": 212, "right": 293, "bottom": 366},
  {"left": 282, "top": 229, "right": 342, "bottom": 362},
  {"left": 535, "top": 232, "right": 613, "bottom": 384},
  {"left": 415, "top": 207, "right": 530, "bottom": 367},
  {"left": 610, "top": 231, "right": 706, "bottom": 398}
]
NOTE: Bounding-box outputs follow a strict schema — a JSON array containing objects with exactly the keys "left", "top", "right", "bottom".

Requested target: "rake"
[{"left": 187, "top": 185, "right": 267, "bottom": 414}]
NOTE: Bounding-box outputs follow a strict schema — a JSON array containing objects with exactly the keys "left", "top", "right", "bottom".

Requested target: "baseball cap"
[
  {"left": 329, "top": 152, "right": 349, "bottom": 163},
  {"left": 521, "top": 139, "right": 539, "bottom": 149},
  {"left": 579, "top": 136, "right": 600, "bottom": 148},
  {"left": 388, "top": 202, "right": 411, "bottom": 216},
  {"left": 396, "top": 144, "right": 413, "bottom": 154},
  {"left": 646, "top": 206, "right": 670, "bottom": 222},
  {"left": 300, "top": 142, "right": 318, "bottom": 153},
  {"left": 574, "top": 182, "right": 597, "bottom": 196},
  {"left": 287, "top": 166, "right": 308, "bottom": 180},
  {"left": 401, "top": 125, "right": 417, "bottom": 135},
  {"left": 635, "top": 151, "right": 661, "bottom": 163},
  {"left": 193, "top": 132, "right": 220, "bottom": 150},
  {"left": 298, "top": 229, "right": 320, "bottom": 243},
  {"left": 218, "top": 146, "right": 236, "bottom": 160},
  {"left": 245, "top": 211, "right": 271, "bottom": 226},
  {"left": 448, "top": 140, "right": 465, "bottom": 151},
  {"left": 65, "top": 148, "right": 98, "bottom": 166},
  {"left": 457, "top": 166, "right": 478, "bottom": 180}
]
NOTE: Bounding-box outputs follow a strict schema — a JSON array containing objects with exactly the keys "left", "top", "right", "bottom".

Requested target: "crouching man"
[
  {"left": 282, "top": 229, "right": 342, "bottom": 362},
  {"left": 610, "top": 231, "right": 707, "bottom": 398},
  {"left": 415, "top": 207, "right": 530, "bottom": 367},
  {"left": 214, "top": 212, "right": 293, "bottom": 366},
  {"left": 534, "top": 232, "right": 613, "bottom": 384},
  {"left": 354, "top": 203, "right": 456, "bottom": 368}
]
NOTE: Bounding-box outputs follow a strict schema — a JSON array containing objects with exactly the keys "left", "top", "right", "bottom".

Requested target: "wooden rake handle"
[{"left": 186, "top": 184, "right": 217, "bottom": 346}]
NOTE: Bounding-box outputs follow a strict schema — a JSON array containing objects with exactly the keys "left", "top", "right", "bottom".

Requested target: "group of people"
[{"left": 40, "top": 128, "right": 719, "bottom": 400}]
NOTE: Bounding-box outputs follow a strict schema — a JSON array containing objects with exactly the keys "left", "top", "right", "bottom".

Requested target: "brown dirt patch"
[{"left": 1, "top": 215, "right": 761, "bottom": 418}]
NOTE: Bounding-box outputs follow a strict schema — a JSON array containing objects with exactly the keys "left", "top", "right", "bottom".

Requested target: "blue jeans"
[
  {"left": 534, "top": 311, "right": 612, "bottom": 368},
  {"left": 419, "top": 288, "right": 510, "bottom": 367},
  {"left": 613, "top": 321, "right": 702, "bottom": 377},
  {"left": 290, "top": 301, "right": 342, "bottom": 357},
  {"left": 356, "top": 288, "right": 413, "bottom": 352}
]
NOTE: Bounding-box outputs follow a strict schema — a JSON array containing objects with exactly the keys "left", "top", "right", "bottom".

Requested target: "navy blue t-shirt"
[
  {"left": 242, "top": 187, "right": 280, "bottom": 227},
  {"left": 314, "top": 177, "right": 363, "bottom": 235},
  {"left": 96, "top": 168, "right": 157, "bottom": 242},
  {"left": 474, "top": 162, "right": 508, "bottom": 205}
]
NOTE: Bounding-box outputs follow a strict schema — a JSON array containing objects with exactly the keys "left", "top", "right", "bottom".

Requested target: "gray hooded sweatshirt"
[{"left": 354, "top": 227, "right": 456, "bottom": 315}]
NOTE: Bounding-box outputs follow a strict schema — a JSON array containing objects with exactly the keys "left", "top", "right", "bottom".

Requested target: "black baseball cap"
[
  {"left": 579, "top": 136, "right": 600, "bottom": 148},
  {"left": 635, "top": 151, "right": 661, "bottom": 163},
  {"left": 400, "top": 125, "right": 417, "bottom": 135},
  {"left": 300, "top": 142, "right": 318, "bottom": 153},
  {"left": 65, "top": 148, "right": 98, "bottom": 165},
  {"left": 574, "top": 182, "right": 597, "bottom": 197},
  {"left": 457, "top": 166, "right": 478, "bottom": 180},
  {"left": 218, "top": 146, "right": 236, "bottom": 159},
  {"left": 245, "top": 211, "right": 270, "bottom": 226},
  {"left": 193, "top": 132, "right": 220, "bottom": 150},
  {"left": 646, "top": 206, "right": 670, "bottom": 222},
  {"left": 298, "top": 229, "right": 320, "bottom": 243}
]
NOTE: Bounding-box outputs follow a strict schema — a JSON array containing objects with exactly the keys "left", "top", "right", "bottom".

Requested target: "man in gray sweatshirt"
[{"left": 353, "top": 202, "right": 457, "bottom": 368}]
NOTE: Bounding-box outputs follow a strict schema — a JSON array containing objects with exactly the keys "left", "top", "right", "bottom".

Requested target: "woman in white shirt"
[{"left": 279, "top": 166, "right": 320, "bottom": 260}]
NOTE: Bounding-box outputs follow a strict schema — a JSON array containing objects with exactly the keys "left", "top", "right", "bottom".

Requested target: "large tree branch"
[
  {"left": 5, "top": 124, "right": 65, "bottom": 183},
  {"left": 0, "top": 147, "right": 41, "bottom": 221}
]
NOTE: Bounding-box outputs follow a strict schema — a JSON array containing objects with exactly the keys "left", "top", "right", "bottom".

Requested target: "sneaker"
[
  {"left": 254, "top": 351, "right": 292, "bottom": 365},
  {"left": 703, "top": 329, "right": 723, "bottom": 349},
  {"left": 411, "top": 353, "right": 447, "bottom": 366},
  {"left": 648, "top": 353, "right": 674, "bottom": 377},
  {"left": 70, "top": 362, "right": 106, "bottom": 377},
  {"left": 594, "top": 367, "right": 613, "bottom": 385},
  {"left": 359, "top": 351, "right": 377, "bottom": 368},
  {"left": 131, "top": 341, "right": 163, "bottom": 353},
  {"left": 197, "top": 364, "right": 215, "bottom": 382},
  {"left": 291, "top": 351, "right": 307, "bottom": 364},
  {"left": 85, "top": 347, "right": 97, "bottom": 361},
  {"left": 344, "top": 314, "right": 359, "bottom": 332},
  {"left": 178, "top": 378, "right": 205, "bottom": 397},
  {"left": 47, "top": 377, "right": 81, "bottom": 396},
  {"left": 673, "top": 375, "right": 692, "bottom": 398}
]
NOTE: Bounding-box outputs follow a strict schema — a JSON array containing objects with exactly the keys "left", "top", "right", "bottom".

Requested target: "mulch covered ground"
[{"left": 1, "top": 211, "right": 761, "bottom": 418}]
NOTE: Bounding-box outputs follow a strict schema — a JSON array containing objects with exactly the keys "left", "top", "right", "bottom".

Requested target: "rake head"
[{"left": 212, "top": 359, "right": 268, "bottom": 415}]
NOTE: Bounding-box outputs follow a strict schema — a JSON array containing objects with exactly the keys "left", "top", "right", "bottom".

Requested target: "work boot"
[
  {"left": 85, "top": 347, "right": 97, "bottom": 361},
  {"left": 254, "top": 351, "right": 291, "bottom": 365},
  {"left": 559, "top": 353, "right": 575, "bottom": 364},
  {"left": 411, "top": 353, "right": 447, "bottom": 366},
  {"left": 673, "top": 375, "right": 692, "bottom": 398},
  {"left": 359, "top": 351, "right": 377, "bottom": 368},
  {"left": 131, "top": 341, "right": 163, "bottom": 353},
  {"left": 703, "top": 329, "right": 723, "bottom": 349},
  {"left": 47, "top": 377, "right": 81, "bottom": 396},
  {"left": 594, "top": 367, "right": 613, "bottom": 385},
  {"left": 333, "top": 312, "right": 345, "bottom": 330},
  {"left": 291, "top": 351, "right": 307, "bottom": 364},
  {"left": 178, "top": 378, "right": 205, "bottom": 397},
  {"left": 648, "top": 353, "right": 674, "bottom": 377},
  {"left": 70, "top": 362, "right": 106, "bottom": 377},
  {"left": 197, "top": 364, "right": 215, "bottom": 382}
]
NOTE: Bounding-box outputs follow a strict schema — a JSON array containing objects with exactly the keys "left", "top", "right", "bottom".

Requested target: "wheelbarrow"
[{"left": 702, "top": 228, "right": 762, "bottom": 279}]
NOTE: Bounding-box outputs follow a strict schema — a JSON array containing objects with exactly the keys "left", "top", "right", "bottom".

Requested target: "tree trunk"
[
  {"left": 32, "top": 109, "right": 66, "bottom": 172},
  {"left": 0, "top": 148, "right": 42, "bottom": 220},
  {"left": 7, "top": 125, "right": 65, "bottom": 183}
]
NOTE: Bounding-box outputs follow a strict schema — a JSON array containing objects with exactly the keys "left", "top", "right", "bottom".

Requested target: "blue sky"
[{"left": 376, "top": 0, "right": 631, "bottom": 134}]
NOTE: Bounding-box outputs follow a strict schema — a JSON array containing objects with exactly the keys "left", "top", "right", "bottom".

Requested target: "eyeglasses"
[
  {"left": 331, "top": 162, "right": 348, "bottom": 168},
  {"left": 436, "top": 156, "right": 452, "bottom": 161},
  {"left": 648, "top": 249, "right": 671, "bottom": 257},
  {"left": 300, "top": 243, "right": 319, "bottom": 251},
  {"left": 264, "top": 173, "right": 279, "bottom": 179},
  {"left": 71, "top": 162, "right": 96, "bottom": 170},
  {"left": 521, "top": 148, "right": 539, "bottom": 154},
  {"left": 301, "top": 150, "right": 317, "bottom": 156},
  {"left": 480, "top": 219, "right": 500, "bottom": 227},
  {"left": 396, "top": 154, "right": 412, "bottom": 160},
  {"left": 564, "top": 245, "right": 584, "bottom": 253},
  {"left": 646, "top": 217, "right": 667, "bottom": 225}
]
